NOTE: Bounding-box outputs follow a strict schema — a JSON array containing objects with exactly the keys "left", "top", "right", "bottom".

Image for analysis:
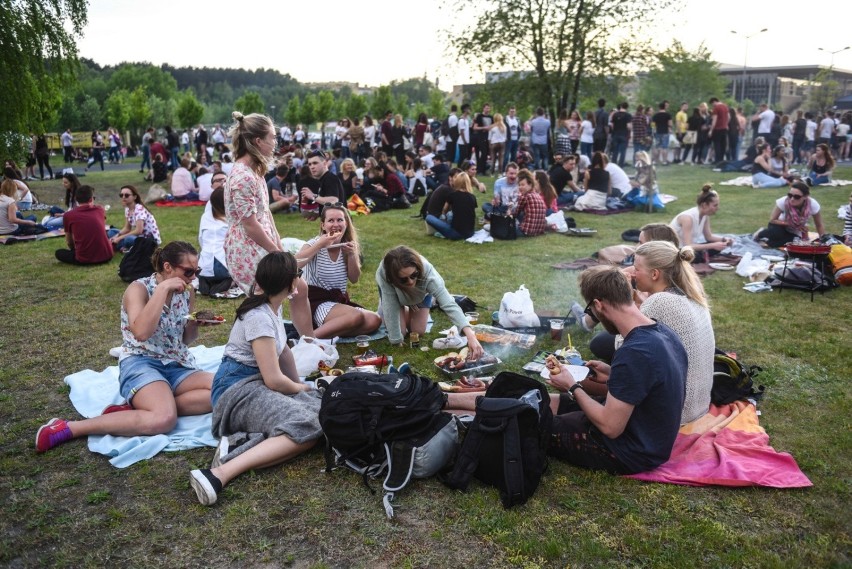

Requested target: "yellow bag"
[
  {"left": 347, "top": 194, "right": 369, "bottom": 215},
  {"left": 828, "top": 244, "right": 852, "bottom": 286}
]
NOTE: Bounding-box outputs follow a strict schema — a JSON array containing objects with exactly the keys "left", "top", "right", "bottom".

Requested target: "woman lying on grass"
[
  {"left": 36, "top": 241, "right": 214, "bottom": 453},
  {"left": 191, "top": 251, "right": 321, "bottom": 506}
]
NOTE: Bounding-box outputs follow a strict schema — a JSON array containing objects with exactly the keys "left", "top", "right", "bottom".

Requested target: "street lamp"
[
  {"left": 818, "top": 46, "right": 850, "bottom": 69},
  {"left": 270, "top": 105, "right": 276, "bottom": 120},
  {"left": 731, "top": 28, "right": 768, "bottom": 102}
]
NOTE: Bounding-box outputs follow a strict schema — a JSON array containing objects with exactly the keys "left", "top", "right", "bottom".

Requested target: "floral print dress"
[
  {"left": 224, "top": 161, "right": 281, "bottom": 293},
  {"left": 126, "top": 204, "right": 162, "bottom": 244}
]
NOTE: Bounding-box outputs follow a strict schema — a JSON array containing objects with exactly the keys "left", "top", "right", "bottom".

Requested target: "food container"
[
  {"left": 568, "top": 227, "right": 597, "bottom": 237},
  {"left": 435, "top": 357, "right": 502, "bottom": 379},
  {"left": 489, "top": 312, "right": 575, "bottom": 336},
  {"left": 473, "top": 325, "right": 536, "bottom": 349}
]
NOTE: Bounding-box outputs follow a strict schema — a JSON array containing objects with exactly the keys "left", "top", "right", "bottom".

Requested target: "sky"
[{"left": 77, "top": 0, "right": 850, "bottom": 88}]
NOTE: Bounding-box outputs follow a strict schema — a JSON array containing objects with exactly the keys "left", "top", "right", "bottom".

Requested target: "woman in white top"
[
  {"left": 363, "top": 115, "right": 377, "bottom": 150},
  {"left": 488, "top": 113, "right": 507, "bottom": 176},
  {"left": 754, "top": 181, "right": 824, "bottom": 247},
  {"left": 298, "top": 204, "right": 381, "bottom": 339},
  {"left": 197, "top": 184, "right": 232, "bottom": 295},
  {"left": 578, "top": 111, "right": 595, "bottom": 159},
  {"left": 670, "top": 184, "right": 732, "bottom": 255}
]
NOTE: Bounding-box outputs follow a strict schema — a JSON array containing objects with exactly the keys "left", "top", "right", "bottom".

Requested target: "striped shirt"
[{"left": 304, "top": 236, "right": 350, "bottom": 325}]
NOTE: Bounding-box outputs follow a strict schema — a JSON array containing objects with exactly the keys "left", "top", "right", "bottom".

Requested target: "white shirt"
[
  {"left": 458, "top": 117, "right": 471, "bottom": 144},
  {"left": 420, "top": 153, "right": 435, "bottom": 169},
  {"left": 280, "top": 126, "right": 292, "bottom": 141},
  {"left": 605, "top": 163, "right": 631, "bottom": 196},
  {"left": 196, "top": 173, "right": 214, "bottom": 202},
  {"left": 776, "top": 196, "right": 820, "bottom": 222},
  {"left": 489, "top": 126, "right": 507, "bottom": 144},
  {"left": 180, "top": 132, "right": 190, "bottom": 145},
  {"left": 448, "top": 113, "right": 458, "bottom": 131},
  {"left": 758, "top": 109, "right": 775, "bottom": 134},
  {"left": 805, "top": 120, "right": 817, "bottom": 141},
  {"left": 198, "top": 202, "right": 228, "bottom": 277},
  {"left": 212, "top": 128, "right": 225, "bottom": 144},
  {"left": 818, "top": 118, "right": 835, "bottom": 139},
  {"left": 506, "top": 116, "right": 520, "bottom": 141},
  {"left": 61, "top": 132, "right": 73, "bottom": 147},
  {"left": 580, "top": 120, "right": 594, "bottom": 143}
]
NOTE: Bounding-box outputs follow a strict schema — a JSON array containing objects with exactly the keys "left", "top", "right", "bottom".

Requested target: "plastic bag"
[
  {"left": 498, "top": 285, "right": 540, "bottom": 328},
  {"left": 144, "top": 184, "right": 168, "bottom": 204},
  {"left": 291, "top": 336, "right": 339, "bottom": 377},
  {"left": 545, "top": 212, "right": 568, "bottom": 233}
]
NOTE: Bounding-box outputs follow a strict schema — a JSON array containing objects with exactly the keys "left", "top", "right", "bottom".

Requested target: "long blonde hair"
[
  {"left": 452, "top": 172, "right": 472, "bottom": 193},
  {"left": 635, "top": 241, "right": 708, "bottom": 309},
  {"left": 228, "top": 111, "right": 273, "bottom": 177},
  {"left": 492, "top": 113, "right": 506, "bottom": 133}
]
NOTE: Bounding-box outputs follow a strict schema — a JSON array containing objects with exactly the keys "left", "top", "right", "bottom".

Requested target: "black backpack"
[
  {"left": 318, "top": 372, "right": 457, "bottom": 518},
  {"left": 489, "top": 213, "right": 516, "bottom": 240},
  {"left": 442, "top": 372, "right": 553, "bottom": 509},
  {"left": 117, "top": 237, "right": 158, "bottom": 282},
  {"left": 711, "top": 350, "right": 765, "bottom": 405}
]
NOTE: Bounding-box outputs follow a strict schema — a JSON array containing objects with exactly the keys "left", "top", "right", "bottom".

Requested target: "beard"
[{"left": 597, "top": 312, "right": 619, "bottom": 336}]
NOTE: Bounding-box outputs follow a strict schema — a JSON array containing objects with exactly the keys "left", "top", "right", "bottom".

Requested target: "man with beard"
[{"left": 545, "top": 265, "right": 687, "bottom": 474}]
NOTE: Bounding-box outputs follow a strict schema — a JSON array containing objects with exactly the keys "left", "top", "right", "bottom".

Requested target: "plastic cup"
[
  {"left": 550, "top": 320, "right": 564, "bottom": 341},
  {"left": 465, "top": 312, "right": 480, "bottom": 325},
  {"left": 355, "top": 335, "right": 370, "bottom": 349}
]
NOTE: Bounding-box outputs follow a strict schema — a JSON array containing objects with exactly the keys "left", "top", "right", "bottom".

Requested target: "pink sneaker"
[
  {"left": 35, "top": 418, "right": 73, "bottom": 453},
  {"left": 102, "top": 403, "right": 133, "bottom": 415}
]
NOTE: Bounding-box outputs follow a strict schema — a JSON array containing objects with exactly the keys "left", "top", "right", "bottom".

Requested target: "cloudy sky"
[{"left": 77, "top": 0, "right": 850, "bottom": 87}]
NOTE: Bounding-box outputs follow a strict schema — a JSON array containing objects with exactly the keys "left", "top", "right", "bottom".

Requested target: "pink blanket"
[{"left": 626, "top": 401, "right": 812, "bottom": 488}]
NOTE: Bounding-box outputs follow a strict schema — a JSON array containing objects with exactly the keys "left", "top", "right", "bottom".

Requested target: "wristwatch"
[{"left": 568, "top": 382, "right": 584, "bottom": 396}]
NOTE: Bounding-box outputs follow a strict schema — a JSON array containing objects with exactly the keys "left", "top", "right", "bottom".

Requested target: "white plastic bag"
[
  {"left": 498, "top": 285, "right": 540, "bottom": 328},
  {"left": 545, "top": 212, "right": 568, "bottom": 233},
  {"left": 291, "top": 336, "right": 339, "bottom": 377}
]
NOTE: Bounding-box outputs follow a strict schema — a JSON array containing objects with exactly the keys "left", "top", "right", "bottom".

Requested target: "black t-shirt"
[
  {"left": 611, "top": 111, "right": 632, "bottom": 136},
  {"left": 549, "top": 166, "right": 574, "bottom": 193},
  {"left": 447, "top": 191, "right": 478, "bottom": 238},
  {"left": 652, "top": 112, "right": 672, "bottom": 134},
  {"left": 430, "top": 163, "right": 450, "bottom": 185},
  {"left": 426, "top": 184, "right": 453, "bottom": 217},
  {"left": 473, "top": 113, "right": 493, "bottom": 141},
  {"left": 303, "top": 171, "right": 345, "bottom": 203},
  {"left": 793, "top": 118, "right": 807, "bottom": 141}
]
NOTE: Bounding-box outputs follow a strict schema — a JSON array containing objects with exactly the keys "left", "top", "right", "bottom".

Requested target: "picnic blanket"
[
  {"left": 155, "top": 200, "right": 206, "bottom": 207},
  {"left": 626, "top": 401, "right": 811, "bottom": 488},
  {"left": 0, "top": 228, "right": 65, "bottom": 245},
  {"left": 64, "top": 345, "right": 223, "bottom": 468},
  {"left": 721, "top": 176, "right": 852, "bottom": 188}
]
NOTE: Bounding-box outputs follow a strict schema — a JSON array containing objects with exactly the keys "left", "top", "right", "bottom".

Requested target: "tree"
[
  {"left": 370, "top": 86, "right": 394, "bottom": 120},
  {"left": 394, "top": 94, "right": 409, "bottom": 119},
  {"left": 346, "top": 94, "right": 369, "bottom": 122},
  {"left": 234, "top": 91, "right": 265, "bottom": 115},
  {"left": 285, "top": 96, "right": 302, "bottom": 126},
  {"left": 444, "top": 0, "right": 674, "bottom": 120},
  {"left": 148, "top": 96, "right": 177, "bottom": 130},
  {"left": 107, "top": 63, "right": 177, "bottom": 101},
  {"left": 316, "top": 90, "right": 336, "bottom": 125},
  {"left": 127, "top": 86, "right": 152, "bottom": 140},
  {"left": 301, "top": 94, "right": 317, "bottom": 130},
  {"left": 104, "top": 90, "right": 131, "bottom": 132},
  {"left": 176, "top": 89, "right": 205, "bottom": 128},
  {"left": 428, "top": 90, "right": 446, "bottom": 120},
  {"left": 0, "top": 0, "right": 88, "bottom": 159},
  {"left": 78, "top": 95, "right": 102, "bottom": 131},
  {"left": 637, "top": 42, "right": 729, "bottom": 109},
  {"left": 806, "top": 69, "right": 841, "bottom": 114}
]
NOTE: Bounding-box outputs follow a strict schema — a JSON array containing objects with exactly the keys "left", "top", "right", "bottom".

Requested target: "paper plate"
[
  {"left": 761, "top": 254, "right": 784, "bottom": 262},
  {"left": 540, "top": 365, "right": 590, "bottom": 381},
  {"left": 708, "top": 263, "right": 735, "bottom": 270}
]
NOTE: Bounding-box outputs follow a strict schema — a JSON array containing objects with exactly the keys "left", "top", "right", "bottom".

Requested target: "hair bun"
[
  {"left": 232, "top": 111, "right": 244, "bottom": 122},
  {"left": 678, "top": 246, "right": 696, "bottom": 263}
]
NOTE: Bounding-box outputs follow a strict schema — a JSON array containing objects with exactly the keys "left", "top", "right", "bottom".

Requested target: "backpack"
[
  {"left": 117, "top": 237, "right": 158, "bottom": 282},
  {"left": 318, "top": 372, "right": 457, "bottom": 518},
  {"left": 711, "top": 350, "right": 765, "bottom": 405},
  {"left": 489, "top": 213, "right": 516, "bottom": 240},
  {"left": 765, "top": 264, "right": 835, "bottom": 292},
  {"left": 442, "top": 372, "right": 553, "bottom": 509}
]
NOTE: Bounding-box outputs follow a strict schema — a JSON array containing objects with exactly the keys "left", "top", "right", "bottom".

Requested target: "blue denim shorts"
[
  {"left": 211, "top": 355, "right": 260, "bottom": 408},
  {"left": 654, "top": 133, "right": 669, "bottom": 148},
  {"left": 119, "top": 354, "right": 200, "bottom": 402}
]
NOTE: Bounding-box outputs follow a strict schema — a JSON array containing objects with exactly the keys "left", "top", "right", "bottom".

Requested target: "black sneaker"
[{"left": 190, "top": 469, "right": 222, "bottom": 506}]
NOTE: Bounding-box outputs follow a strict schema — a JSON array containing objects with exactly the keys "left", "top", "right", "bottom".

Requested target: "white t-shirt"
[
  {"left": 196, "top": 172, "right": 214, "bottom": 202},
  {"left": 212, "top": 128, "right": 226, "bottom": 144},
  {"left": 758, "top": 109, "right": 775, "bottom": 134},
  {"left": 580, "top": 120, "right": 594, "bottom": 143},
  {"left": 506, "top": 116, "right": 520, "bottom": 141},
  {"left": 458, "top": 117, "right": 471, "bottom": 145},
  {"left": 605, "top": 163, "right": 631, "bottom": 196},
  {"left": 180, "top": 132, "right": 190, "bottom": 146},
  {"left": 805, "top": 120, "right": 817, "bottom": 141},
  {"left": 775, "top": 196, "right": 820, "bottom": 222},
  {"left": 198, "top": 202, "right": 228, "bottom": 277},
  {"left": 818, "top": 118, "right": 835, "bottom": 139},
  {"left": 489, "top": 126, "right": 507, "bottom": 144},
  {"left": 280, "top": 126, "right": 292, "bottom": 141}
]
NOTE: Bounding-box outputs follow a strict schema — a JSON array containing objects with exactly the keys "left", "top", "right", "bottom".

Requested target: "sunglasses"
[
  {"left": 398, "top": 270, "right": 420, "bottom": 284},
  {"left": 787, "top": 193, "right": 804, "bottom": 200},
  {"left": 292, "top": 268, "right": 303, "bottom": 278},
  {"left": 583, "top": 299, "right": 600, "bottom": 324},
  {"left": 119, "top": 192, "right": 133, "bottom": 198},
  {"left": 173, "top": 264, "right": 202, "bottom": 278}
]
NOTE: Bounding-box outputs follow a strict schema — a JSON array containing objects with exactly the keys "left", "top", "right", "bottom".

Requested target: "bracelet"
[{"left": 568, "top": 383, "right": 584, "bottom": 395}]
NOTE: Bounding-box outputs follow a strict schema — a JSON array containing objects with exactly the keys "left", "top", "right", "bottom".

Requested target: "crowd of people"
[{"left": 16, "top": 102, "right": 852, "bottom": 507}]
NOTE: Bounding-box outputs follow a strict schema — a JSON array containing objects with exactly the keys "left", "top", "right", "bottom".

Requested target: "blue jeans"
[
  {"left": 504, "top": 139, "right": 519, "bottom": 169},
  {"left": 580, "top": 142, "right": 593, "bottom": 159},
  {"left": 140, "top": 145, "right": 151, "bottom": 170},
  {"left": 752, "top": 173, "right": 787, "bottom": 188},
  {"left": 610, "top": 135, "right": 628, "bottom": 167},
  {"left": 482, "top": 202, "right": 509, "bottom": 219},
  {"left": 211, "top": 355, "right": 260, "bottom": 408},
  {"left": 425, "top": 215, "right": 467, "bottom": 240},
  {"left": 170, "top": 148, "right": 180, "bottom": 170},
  {"left": 809, "top": 172, "right": 830, "bottom": 185},
  {"left": 532, "top": 143, "right": 549, "bottom": 170},
  {"left": 114, "top": 233, "right": 139, "bottom": 250}
]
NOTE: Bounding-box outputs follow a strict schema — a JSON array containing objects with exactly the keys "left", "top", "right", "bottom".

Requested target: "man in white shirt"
[
  {"left": 605, "top": 162, "right": 632, "bottom": 198},
  {"left": 418, "top": 145, "right": 435, "bottom": 169},
  {"left": 279, "top": 123, "right": 292, "bottom": 147},
  {"left": 483, "top": 163, "right": 519, "bottom": 219},
  {"left": 457, "top": 104, "right": 472, "bottom": 165},
  {"left": 180, "top": 130, "right": 190, "bottom": 153},
  {"left": 445, "top": 105, "right": 459, "bottom": 166},
  {"left": 196, "top": 167, "right": 214, "bottom": 202},
  {"left": 817, "top": 110, "right": 836, "bottom": 146},
  {"left": 752, "top": 103, "right": 775, "bottom": 143},
  {"left": 211, "top": 124, "right": 226, "bottom": 146},
  {"left": 504, "top": 106, "right": 521, "bottom": 170},
  {"left": 60, "top": 129, "right": 74, "bottom": 163}
]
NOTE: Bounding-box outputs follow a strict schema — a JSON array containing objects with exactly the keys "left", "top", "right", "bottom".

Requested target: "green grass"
[{"left": 1, "top": 163, "right": 850, "bottom": 567}]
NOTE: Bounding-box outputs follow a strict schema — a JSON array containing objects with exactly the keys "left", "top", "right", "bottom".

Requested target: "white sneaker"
[
  {"left": 571, "top": 302, "right": 593, "bottom": 332},
  {"left": 433, "top": 326, "right": 467, "bottom": 349},
  {"left": 210, "top": 436, "right": 230, "bottom": 469}
]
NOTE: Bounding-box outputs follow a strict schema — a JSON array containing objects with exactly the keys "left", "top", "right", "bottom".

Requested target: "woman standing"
[
  {"left": 555, "top": 109, "right": 572, "bottom": 156},
  {"left": 223, "top": 111, "right": 314, "bottom": 337},
  {"left": 376, "top": 245, "right": 484, "bottom": 358},
  {"left": 35, "top": 134, "right": 53, "bottom": 180},
  {"left": 425, "top": 172, "right": 478, "bottom": 240},
  {"left": 110, "top": 185, "right": 162, "bottom": 251},
  {"left": 36, "top": 241, "right": 215, "bottom": 453},
  {"left": 670, "top": 185, "right": 732, "bottom": 256},
  {"left": 578, "top": 112, "right": 595, "bottom": 159},
  {"left": 391, "top": 114, "right": 408, "bottom": 166},
  {"left": 298, "top": 204, "right": 381, "bottom": 338},
  {"left": 413, "top": 113, "right": 430, "bottom": 150},
  {"left": 488, "top": 113, "right": 507, "bottom": 176},
  {"left": 806, "top": 143, "right": 835, "bottom": 186},
  {"left": 754, "top": 181, "right": 825, "bottom": 247},
  {"left": 566, "top": 110, "right": 582, "bottom": 154},
  {"left": 363, "top": 115, "right": 377, "bottom": 156},
  {"left": 190, "top": 252, "right": 322, "bottom": 506}
]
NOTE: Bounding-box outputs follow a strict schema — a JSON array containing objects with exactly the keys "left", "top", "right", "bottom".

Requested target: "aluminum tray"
[{"left": 435, "top": 357, "right": 502, "bottom": 379}]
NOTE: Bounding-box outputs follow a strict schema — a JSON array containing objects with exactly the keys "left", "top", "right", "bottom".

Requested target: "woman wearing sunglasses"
[
  {"left": 190, "top": 251, "right": 321, "bottom": 506},
  {"left": 375, "top": 245, "right": 483, "bottom": 359},
  {"left": 297, "top": 204, "right": 381, "bottom": 339},
  {"left": 35, "top": 241, "right": 215, "bottom": 453},
  {"left": 110, "top": 185, "right": 162, "bottom": 251},
  {"left": 753, "top": 181, "right": 825, "bottom": 248}
]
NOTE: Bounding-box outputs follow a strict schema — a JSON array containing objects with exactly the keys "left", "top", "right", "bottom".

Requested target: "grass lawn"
[{"left": 1, "top": 160, "right": 850, "bottom": 568}]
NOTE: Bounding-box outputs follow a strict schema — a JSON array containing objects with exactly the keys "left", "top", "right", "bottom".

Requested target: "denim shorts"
[
  {"left": 119, "top": 354, "right": 200, "bottom": 402},
  {"left": 654, "top": 133, "right": 669, "bottom": 148},
  {"left": 211, "top": 355, "right": 260, "bottom": 408}
]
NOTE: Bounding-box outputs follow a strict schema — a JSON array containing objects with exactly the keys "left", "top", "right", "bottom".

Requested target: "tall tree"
[
  {"left": 127, "top": 86, "right": 152, "bottom": 141},
  {"left": 176, "top": 89, "right": 205, "bottom": 128},
  {"left": 104, "top": 90, "right": 131, "bottom": 132},
  {"left": 316, "top": 90, "right": 336, "bottom": 125},
  {"left": 346, "top": 94, "right": 369, "bottom": 122},
  {"left": 806, "top": 69, "right": 841, "bottom": 114},
  {"left": 428, "top": 90, "right": 446, "bottom": 120},
  {"left": 107, "top": 63, "right": 178, "bottom": 101},
  {"left": 234, "top": 91, "right": 265, "bottom": 115},
  {"left": 370, "top": 86, "right": 394, "bottom": 120},
  {"left": 301, "top": 94, "right": 318, "bottom": 129},
  {"left": 444, "top": 0, "right": 674, "bottom": 119},
  {"left": 285, "top": 96, "right": 302, "bottom": 126},
  {"left": 0, "top": 0, "right": 88, "bottom": 159},
  {"left": 637, "top": 42, "right": 729, "bottom": 109}
]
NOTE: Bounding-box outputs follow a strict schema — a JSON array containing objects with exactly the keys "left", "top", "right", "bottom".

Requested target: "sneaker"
[
  {"left": 571, "top": 302, "right": 593, "bottom": 333},
  {"left": 35, "top": 418, "right": 73, "bottom": 453},
  {"left": 397, "top": 362, "right": 411, "bottom": 375},
  {"left": 433, "top": 231, "right": 446, "bottom": 239},
  {"left": 189, "top": 469, "right": 222, "bottom": 506},
  {"left": 102, "top": 402, "right": 132, "bottom": 415},
  {"left": 210, "top": 437, "right": 230, "bottom": 469},
  {"left": 433, "top": 333, "right": 467, "bottom": 350}
]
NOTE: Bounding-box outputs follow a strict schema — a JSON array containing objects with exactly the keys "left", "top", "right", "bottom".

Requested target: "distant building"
[{"left": 719, "top": 64, "right": 852, "bottom": 112}]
